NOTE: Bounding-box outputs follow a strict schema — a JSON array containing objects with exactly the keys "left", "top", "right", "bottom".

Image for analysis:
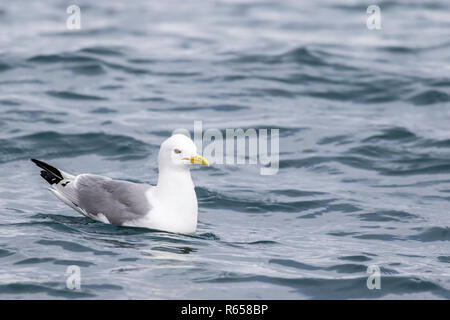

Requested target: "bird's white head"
[{"left": 158, "top": 134, "right": 209, "bottom": 171}]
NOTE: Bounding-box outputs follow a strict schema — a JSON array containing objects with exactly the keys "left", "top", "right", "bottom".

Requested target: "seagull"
[{"left": 31, "top": 134, "right": 209, "bottom": 234}]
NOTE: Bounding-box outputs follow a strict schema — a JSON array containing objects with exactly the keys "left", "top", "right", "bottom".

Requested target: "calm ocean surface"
[{"left": 0, "top": 0, "right": 449, "bottom": 299}]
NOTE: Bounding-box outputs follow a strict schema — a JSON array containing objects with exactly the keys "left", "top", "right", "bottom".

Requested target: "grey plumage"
[
  {"left": 67, "top": 174, "right": 152, "bottom": 225},
  {"left": 32, "top": 159, "right": 152, "bottom": 225}
]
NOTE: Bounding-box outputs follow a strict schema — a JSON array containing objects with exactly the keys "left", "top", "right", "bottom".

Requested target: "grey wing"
[{"left": 54, "top": 174, "right": 152, "bottom": 225}]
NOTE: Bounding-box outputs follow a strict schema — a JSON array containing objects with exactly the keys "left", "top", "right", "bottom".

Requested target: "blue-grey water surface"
[{"left": 0, "top": 0, "right": 449, "bottom": 299}]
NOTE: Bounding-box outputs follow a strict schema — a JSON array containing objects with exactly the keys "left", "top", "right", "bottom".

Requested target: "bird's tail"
[
  {"left": 31, "top": 158, "right": 85, "bottom": 216},
  {"left": 31, "top": 158, "right": 65, "bottom": 185}
]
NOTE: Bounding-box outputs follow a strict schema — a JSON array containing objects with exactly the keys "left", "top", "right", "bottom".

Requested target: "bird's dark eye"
[{"left": 174, "top": 148, "right": 181, "bottom": 154}]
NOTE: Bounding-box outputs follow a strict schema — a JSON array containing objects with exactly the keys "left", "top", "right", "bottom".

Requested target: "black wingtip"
[
  {"left": 31, "top": 158, "right": 64, "bottom": 183},
  {"left": 40, "top": 170, "right": 61, "bottom": 185}
]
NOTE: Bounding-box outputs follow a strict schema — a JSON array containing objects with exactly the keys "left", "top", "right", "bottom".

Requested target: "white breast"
[{"left": 123, "top": 187, "right": 198, "bottom": 234}]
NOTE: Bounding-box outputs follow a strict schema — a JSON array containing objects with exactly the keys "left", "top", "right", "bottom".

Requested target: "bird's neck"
[{"left": 156, "top": 167, "right": 194, "bottom": 193}]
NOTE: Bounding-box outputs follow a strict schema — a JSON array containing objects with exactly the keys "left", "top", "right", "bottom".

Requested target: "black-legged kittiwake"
[{"left": 31, "top": 134, "right": 209, "bottom": 234}]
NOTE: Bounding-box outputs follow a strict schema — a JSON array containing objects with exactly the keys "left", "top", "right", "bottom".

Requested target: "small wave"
[
  {"left": 269, "top": 259, "right": 321, "bottom": 271},
  {"left": 197, "top": 187, "right": 333, "bottom": 213},
  {"left": 272, "top": 257, "right": 395, "bottom": 274},
  {"left": 228, "top": 47, "right": 334, "bottom": 68},
  {"left": 46, "top": 90, "right": 107, "bottom": 101},
  {"left": 0, "top": 99, "right": 21, "bottom": 106},
  {"left": 271, "top": 189, "right": 326, "bottom": 197},
  {"left": 305, "top": 87, "right": 401, "bottom": 103},
  {"left": 0, "top": 283, "right": 95, "bottom": 298},
  {"left": 379, "top": 45, "right": 419, "bottom": 54},
  {"left": 3, "top": 109, "right": 66, "bottom": 125},
  {"left": 11, "top": 255, "right": 95, "bottom": 268},
  {"left": 7, "top": 221, "right": 79, "bottom": 234},
  {"left": 409, "top": 227, "right": 450, "bottom": 242},
  {"left": 151, "top": 245, "right": 197, "bottom": 254},
  {"left": 134, "top": 97, "right": 168, "bottom": 103},
  {"left": 297, "top": 203, "right": 361, "bottom": 219},
  {"left": 53, "top": 259, "right": 96, "bottom": 267},
  {"left": 82, "top": 284, "right": 123, "bottom": 291},
  {"left": 338, "top": 255, "right": 372, "bottom": 262},
  {"left": 43, "top": 27, "right": 123, "bottom": 38},
  {"left": 209, "top": 104, "right": 249, "bottom": 112},
  {"left": 429, "top": 79, "right": 450, "bottom": 88},
  {"left": 0, "top": 131, "right": 154, "bottom": 163},
  {"left": 67, "top": 64, "right": 106, "bottom": 76},
  {"left": 353, "top": 233, "right": 402, "bottom": 241},
  {"left": 281, "top": 156, "right": 373, "bottom": 171},
  {"left": 358, "top": 210, "right": 421, "bottom": 223},
  {"left": 79, "top": 46, "right": 125, "bottom": 57},
  {"left": 317, "top": 135, "right": 352, "bottom": 146},
  {"left": 409, "top": 90, "right": 450, "bottom": 105},
  {"left": 127, "top": 58, "right": 156, "bottom": 65},
  {"left": 0, "top": 62, "right": 13, "bottom": 72},
  {"left": 0, "top": 249, "right": 14, "bottom": 258},
  {"left": 199, "top": 273, "right": 449, "bottom": 299},
  {"left": 326, "top": 263, "right": 368, "bottom": 274},
  {"left": 98, "top": 84, "right": 124, "bottom": 90},
  {"left": 102, "top": 61, "right": 150, "bottom": 75},
  {"left": 149, "top": 104, "right": 249, "bottom": 112},
  {"left": 14, "top": 258, "right": 55, "bottom": 265},
  {"left": 328, "top": 232, "right": 365, "bottom": 238},
  {"left": 27, "top": 52, "right": 149, "bottom": 76},
  {"left": 196, "top": 232, "right": 220, "bottom": 240},
  {"left": 90, "top": 107, "right": 117, "bottom": 114},
  {"left": 27, "top": 54, "right": 101, "bottom": 64},
  {"left": 332, "top": 1, "right": 397, "bottom": 11},
  {"left": 246, "top": 240, "right": 278, "bottom": 245},
  {"left": 362, "top": 127, "right": 416, "bottom": 143},
  {"left": 36, "top": 239, "right": 117, "bottom": 256}
]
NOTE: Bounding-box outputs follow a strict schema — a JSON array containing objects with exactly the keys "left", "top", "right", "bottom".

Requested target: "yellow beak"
[{"left": 190, "top": 155, "right": 209, "bottom": 166}]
